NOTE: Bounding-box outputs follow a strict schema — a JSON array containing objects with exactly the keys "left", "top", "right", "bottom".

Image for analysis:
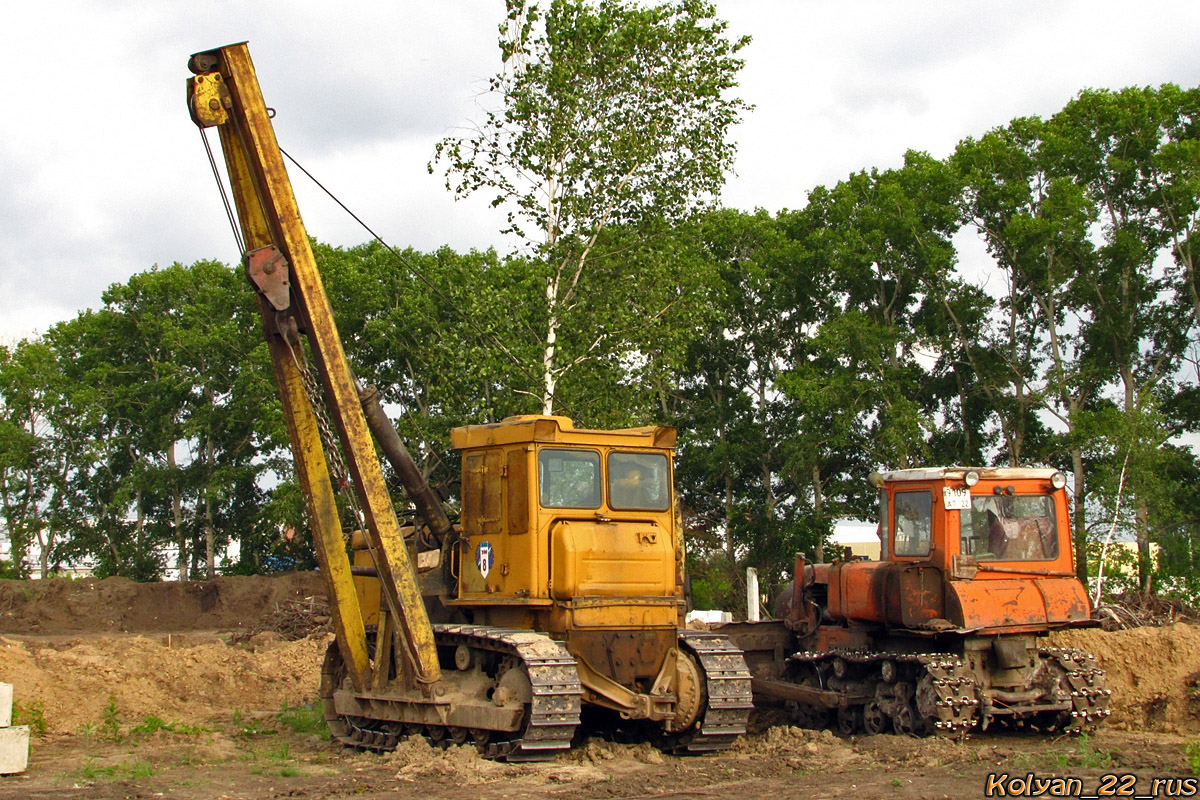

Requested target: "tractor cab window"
[
  {"left": 963, "top": 494, "right": 1058, "bottom": 561},
  {"left": 878, "top": 490, "right": 891, "bottom": 560},
  {"left": 893, "top": 491, "right": 932, "bottom": 557},
  {"left": 538, "top": 449, "right": 601, "bottom": 508},
  {"left": 608, "top": 452, "right": 670, "bottom": 511}
]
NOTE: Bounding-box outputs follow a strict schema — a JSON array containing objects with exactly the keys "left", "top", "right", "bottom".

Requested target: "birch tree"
[{"left": 432, "top": 0, "right": 749, "bottom": 413}]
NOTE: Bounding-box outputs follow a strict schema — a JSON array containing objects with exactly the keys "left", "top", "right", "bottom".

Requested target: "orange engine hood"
[{"left": 945, "top": 576, "right": 1091, "bottom": 631}]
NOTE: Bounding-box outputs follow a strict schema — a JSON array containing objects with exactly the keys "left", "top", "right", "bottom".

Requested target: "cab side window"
[{"left": 893, "top": 491, "right": 932, "bottom": 557}]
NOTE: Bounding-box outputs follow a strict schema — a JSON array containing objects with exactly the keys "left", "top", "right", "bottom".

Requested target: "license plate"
[{"left": 943, "top": 487, "right": 972, "bottom": 510}]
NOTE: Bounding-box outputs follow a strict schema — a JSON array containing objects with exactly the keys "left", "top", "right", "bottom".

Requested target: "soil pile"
[
  {"left": 733, "top": 725, "right": 861, "bottom": 770},
  {"left": 0, "top": 633, "right": 327, "bottom": 733},
  {"left": 0, "top": 573, "right": 1197, "bottom": 740},
  {"left": 1051, "top": 623, "right": 1200, "bottom": 734},
  {"left": 387, "top": 737, "right": 520, "bottom": 784},
  {"left": 0, "top": 572, "right": 326, "bottom": 635}
]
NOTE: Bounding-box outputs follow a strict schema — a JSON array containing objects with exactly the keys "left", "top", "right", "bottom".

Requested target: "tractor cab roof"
[
  {"left": 450, "top": 415, "right": 677, "bottom": 451},
  {"left": 875, "top": 466, "right": 1064, "bottom": 484}
]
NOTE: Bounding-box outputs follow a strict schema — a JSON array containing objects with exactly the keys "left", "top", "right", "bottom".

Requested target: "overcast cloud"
[{"left": 4, "top": 0, "right": 1200, "bottom": 344}]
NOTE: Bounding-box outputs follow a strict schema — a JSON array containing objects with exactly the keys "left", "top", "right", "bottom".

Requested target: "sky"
[{"left": 4, "top": 0, "right": 1200, "bottom": 344}]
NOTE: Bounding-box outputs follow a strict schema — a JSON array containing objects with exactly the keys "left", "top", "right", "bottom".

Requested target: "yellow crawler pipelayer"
[{"left": 186, "top": 42, "right": 752, "bottom": 758}]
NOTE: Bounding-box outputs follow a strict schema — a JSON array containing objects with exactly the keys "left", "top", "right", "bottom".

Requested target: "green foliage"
[
  {"left": 686, "top": 549, "right": 737, "bottom": 611},
  {"left": 1187, "top": 739, "right": 1200, "bottom": 776},
  {"left": 231, "top": 708, "right": 277, "bottom": 739},
  {"left": 130, "top": 714, "right": 207, "bottom": 736},
  {"left": 102, "top": 694, "right": 122, "bottom": 741},
  {"left": 1087, "top": 539, "right": 1140, "bottom": 598},
  {"left": 77, "top": 758, "right": 155, "bottom": 781},
  {"left": 13, "top": 699, "right": 47, "bottom": 737},
  {"left": 1049, "top": 733, "right": 1115, "bottom": 769},
  {"left": 1, "top": 259, "right": 284, "bottom": 578},
  {"left": 275, "top": 703, "right": 329, "bottom": 740},
  {"left": 433, "top": 0, "right": 748, "bottom": 414},
  {"left": 435, "top": 0, "right": 749, "bottom": 244}
]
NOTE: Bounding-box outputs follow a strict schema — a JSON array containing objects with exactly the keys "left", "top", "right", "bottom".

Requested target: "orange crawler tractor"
[{"left": 723, "top": 467, "right": 1111, "bottom": 736}]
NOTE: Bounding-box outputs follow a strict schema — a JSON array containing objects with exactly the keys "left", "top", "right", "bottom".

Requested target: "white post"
[{"left": 747, "top": 567, "right": 760, "bottom": 622}]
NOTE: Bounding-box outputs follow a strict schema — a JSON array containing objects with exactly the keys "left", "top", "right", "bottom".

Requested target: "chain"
[{"left": 286, "top": 338, "right": 365, "bottom": 543}]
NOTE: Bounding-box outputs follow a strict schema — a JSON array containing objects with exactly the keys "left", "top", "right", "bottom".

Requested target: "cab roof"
[
  {"left": 450, "top": 415, "right": 677, "bottom": 451},
  {"left": 878, "top": 467, "right": 1064, "bottom": 483}
]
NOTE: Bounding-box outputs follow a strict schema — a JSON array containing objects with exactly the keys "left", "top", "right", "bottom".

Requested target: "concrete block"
[
  {"left": 0, "top": 725, "right": 28, "bottom": 774},
  {"left": 0, "top": 683, "right": 10, "bottom": 728}
]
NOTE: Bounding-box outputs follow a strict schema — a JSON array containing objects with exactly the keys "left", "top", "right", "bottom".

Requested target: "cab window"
[
  {"left": 878, "top": 489, "right": 891, "bottom": 560},
  {"left": 608, "top": 452, "right": 670, "bottom": 511},
  {"left": 538, "top": 449, "right": 601, "bottom": 508},
  {"left": 963, "top": 494, "right": 1059, "bottom": 561},
  {"left": 893, "top": 491, "right": 932, "bottom": 557}
]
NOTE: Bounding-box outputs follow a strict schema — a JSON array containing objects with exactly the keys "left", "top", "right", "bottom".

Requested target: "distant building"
[{"left": 830, "top": 520, "right": 880, "bottom": 560}]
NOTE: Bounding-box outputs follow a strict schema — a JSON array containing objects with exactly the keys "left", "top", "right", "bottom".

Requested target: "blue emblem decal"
[{"left": 476, "top": 541, "right": 494, "bottom": 579}]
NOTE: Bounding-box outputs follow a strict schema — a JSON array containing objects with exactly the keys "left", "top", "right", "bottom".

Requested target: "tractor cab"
[
  {"left": 873, "top": 466, "right": 1075, "bottom": 579},
  {"left": 448, "top": 416, "right": 684, "bottom": 633},
  {"left": 813, "top": 466, "right": 1091, "bottom": 635}
]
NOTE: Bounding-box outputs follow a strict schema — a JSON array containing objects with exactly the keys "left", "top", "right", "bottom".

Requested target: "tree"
[
  {"left": 793, "top": 152, "right": 964, "bottom": 473},
  {"left": 673, "top": 210, "right": 803, "bottom": 595},
  {"left": 29, "top": 261, "right": 277, "bottom": 581},
  {"left": 0, "top": 339, "right": 77, "bottom": 576},
  {"left": 432, "top": 0, "right": 750, "bottom": 414},
  {"left": 952, "top": 117, "right": 1087, "bottom": 469},
  {"left": 953, "top": 114, "right": 1106, "bottom": 582},
  {"left": 1046, "top": 86, "right": 1198, "bottom": 593}
]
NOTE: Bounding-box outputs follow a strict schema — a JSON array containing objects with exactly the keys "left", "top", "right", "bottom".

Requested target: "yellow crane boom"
[{"left": 186, "top": 42, "right": 441, "bottom": 693}]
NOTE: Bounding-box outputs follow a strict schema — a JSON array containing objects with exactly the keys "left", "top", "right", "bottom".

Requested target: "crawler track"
[
  {"left": 320, "top": 625, "right": 581, "bottom": 762},
  {"left": 784, "top": 646, "right": 1110, "bottom": 736},
  {"left": 790, "top": 649, "right": 978, "bottom": 736},
  {"left": 1034, "top": 647, "right": 1112, "bottom": 732},
  {"left": 661, "top": 631, "right": 754, "bottom": 753},
  {"left": 436, "top": 625, "right": 583, "bottom": 761}
]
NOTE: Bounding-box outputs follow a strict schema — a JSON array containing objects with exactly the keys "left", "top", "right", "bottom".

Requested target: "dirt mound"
[
  {"left": 1, "top": 573, "right": 1198, "bottom": 742},
  {"left": 383, "top": 735, "right": 666, "bottom": 787},
  {"left": 388, "top": 737, "right": 520, "bottom": 784},
  {"left": 564, "top": 737, "right": 665, "bottom": 766},
  {"left": 734, "top": 725, "right": 860, "bottom": 769},
  {"left": 0, "top": 572, "right": 326, "bottom": 635},
  {"left": 1050, "top": 623, "right": 1200, "bottom": 733},
  {"left": 0, "top": 633, "right": 327, "bottom": 733}
]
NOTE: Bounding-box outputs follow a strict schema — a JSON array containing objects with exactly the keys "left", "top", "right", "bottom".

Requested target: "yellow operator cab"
[{"left": 448, "top": 415, "right": 683, "bottom": 634}]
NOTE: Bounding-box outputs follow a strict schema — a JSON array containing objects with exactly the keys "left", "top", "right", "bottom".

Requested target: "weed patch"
[
  {"left": 77, "top": 758, "right": 156, "bottom": 782},
  {"left": 131, "top": 715, "right": 207, "bottom": 736},
  {"left": 102, "top": 694, "right": 122, "bottom": 741},
  {"left": 276, "top": 703, "right": 329, "bottom": 740},
  {"left": 13, "top": 699, "right": 47, "bottom": 736},
  {"left": 1049, "top": 734, "right": 1115, "bottom": 770},
  {"left": 231, "top": 709, "right": 277, "bottom": 739}
]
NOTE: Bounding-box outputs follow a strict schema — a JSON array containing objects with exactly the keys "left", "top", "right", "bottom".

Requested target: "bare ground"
[{"left": 0, "top": 573, "right": 1194, "bottom": 799}]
